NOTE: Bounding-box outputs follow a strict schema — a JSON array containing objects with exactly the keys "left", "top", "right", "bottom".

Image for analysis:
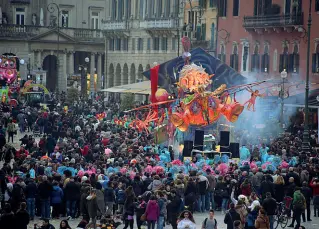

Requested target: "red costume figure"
[{"left": 244, "top": 87, "right": 263, "bottom": 111}]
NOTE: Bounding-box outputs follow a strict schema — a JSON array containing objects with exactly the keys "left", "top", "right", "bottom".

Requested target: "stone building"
[
  {"left": 183, "top": 0, "right": 218, "bottom": 55},
  {"left": 0, "top": 0, "right": 184, "bottom": 94}
]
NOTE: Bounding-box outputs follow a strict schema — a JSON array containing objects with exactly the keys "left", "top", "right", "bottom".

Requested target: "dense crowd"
[{"left": 0, "top": 97, "right": 316, "bottom": 229}]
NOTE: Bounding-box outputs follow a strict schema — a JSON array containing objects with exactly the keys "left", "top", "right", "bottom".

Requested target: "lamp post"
[
  {"left": 79, "top": 57, "right": 90, "bottom": 97},
  {"left": 280, "top": 69, "right": 287, "bottom": 127},
  {"left": 302, "top": 0, "right": 313, "bottom": 152}
]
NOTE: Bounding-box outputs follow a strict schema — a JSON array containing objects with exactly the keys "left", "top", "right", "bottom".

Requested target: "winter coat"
[
  {"left": 132, "top": 180, "right": 144, "bottom": 197},
  {"left": 87, "top": 195, "right": 99, "bottom": 218},
  {"left": 148, "top": 180, "right": 162, "bottom": 191},
  {"left": 260, "top": 180, "right": 275, "bottom": 199},
  {"left": 145, "top": 200, "right": 159, "bottom": 221},
  {"left": 96, "top": 189, "right": 105, "bottom": 216},
  {"left": 51, "top": 185, "right": 64, "bottom": 204},
  {"left": 116, "top": 189, "right": 126, "bottom": 204},
  {"left": 235, "top": 204, "right": 248, "bottom": 224},
  {"left": 292, "top": 190, "right": 306, "bottom": 210},
  {"left": 197, "top": 175, "right": 209, "bottom": 195},
  {"left": 274, "top": 183, "right": 285, "bottom": 202},
  {"left": 301, "top": 186, "right": 312, "bottom": 203},
  {"left": 14, "top": 209, "right": 30, "bottom": 229},
  {"left": 224, "top": 209, "right": 241, "bottom": 229},
  {"left": 64, "top": 181, "right": 80, "bottom": 201},
  {"left": 157, "top": 197, "right": 167, "bottom": 218},
  {"left": 38, "top": 181, "right": 52, "bottom": 199},
  {"left": 310, "top": 181, "right": 319, "bottom": 196},
  {"left": 255, "top": 215, "right": 270, "bottom": 229},
  {"left": 175, "top": 184, "right": 185, "bottom": 199},
  {"left": 135, "top": 201, "right": 146, "bottom": 218},
  {"left": 262, "top": 197, "right": 277, "bottom": 215},
  {"left": 247, "top": 209, "right": 259, "bottom": 227},
  {"left": 240, "top": 183, "right": 252, "bottom": 196},
  {"left": 286, "top": 183, "right": 296, "bottom": 198},
  {"left": 104, "top": 187, "right": 115, "bottom": 202},
  {"left": 0, "top": 212, "right": 15, "bottom": 229},
  {"left": 25, "top": 181, "right": 37, "bottom": 199}
]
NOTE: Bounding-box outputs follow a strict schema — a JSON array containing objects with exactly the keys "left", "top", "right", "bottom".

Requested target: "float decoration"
[{"left": 0, "top": 55, "right": 18, "bottom": 84}]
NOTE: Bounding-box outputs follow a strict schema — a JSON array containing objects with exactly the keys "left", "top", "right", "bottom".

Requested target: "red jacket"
[
  {"left": 16, "top": 149, "right": 29, "bottom": 158},
  {"left": 82, "top": 145, "right": 89, "bottom": 156},
  {"left": 310, "top": 181, "right": 319, "bottom": 196}
]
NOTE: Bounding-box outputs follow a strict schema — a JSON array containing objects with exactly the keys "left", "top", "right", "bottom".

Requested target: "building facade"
[
  {"left": 216, "top": 0, "right": 319, "bottom": 85},
  {"left": 183, "top": 0, "right": 218, "bottom": 55},
  {"left": 102, "top": 0, "right": 183, "bottom": 89},
  {"left": 0, "top": 0, "right": 109, "bottom": 93},
  {"left": 0, "top": 0, "right": 184, "bottom": 94}
]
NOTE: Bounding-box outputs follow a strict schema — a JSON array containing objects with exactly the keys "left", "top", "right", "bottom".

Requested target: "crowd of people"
[{"left": 0, "top": 96, "right": 316, "bottom": 229}]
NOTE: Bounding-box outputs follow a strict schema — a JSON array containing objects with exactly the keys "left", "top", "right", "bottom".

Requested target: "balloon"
[
  {"left": 155, "top": 88, "right": 169, "bottom": 102},
  {"left": 105, "top": 148, "right": 112, "bottom": 156}
]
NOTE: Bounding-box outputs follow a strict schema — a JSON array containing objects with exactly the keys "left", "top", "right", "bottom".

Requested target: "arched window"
[
  {"left": 251, "top": 44, "right": 260, "bottom": 72},
  {"left": 279, "top": 44, "right": 289, "bottom": 72},
  {"left": 313, "top": 44, "right": 319, "bottom": 73},
  {"left": 218, "top": 44, "right": 226, "bottom": 63},
  {"left": 289, "top": 44, "right": 299, "bottom": 73},
  {"left": 261, "top": 44, "right": 270, "bottom": 73},
  {"left": 230, "top": 44, "right": 239, "bottom": 71}
]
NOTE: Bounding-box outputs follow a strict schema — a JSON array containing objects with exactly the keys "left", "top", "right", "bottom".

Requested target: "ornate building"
[
  {"left": 183, "top": 0, "right": 218, "bottom": 55},
  {"left": 0, "top": 0, "right": 184, "bottom": 94},
  {"left": 102, "top": 0, "right": 183, "bottom": 89}
]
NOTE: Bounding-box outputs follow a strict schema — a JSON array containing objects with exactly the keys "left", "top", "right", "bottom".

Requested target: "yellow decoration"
[{"left": 21, "top": 84, "right": 49, "bottom": 94}]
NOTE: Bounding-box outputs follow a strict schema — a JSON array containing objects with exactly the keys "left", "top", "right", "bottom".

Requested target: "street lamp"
[
  {"left": 280, "top": 69, "right": 287, "bottom": 127},
  {"left": 302, "top": 0, "right": 313, "bottom": 152},
  {"left": 79, "top": 57, "right": 90, "bottom": 97},
  {"left": 20, "top": 53, "right": 32, "bottom": 80}
]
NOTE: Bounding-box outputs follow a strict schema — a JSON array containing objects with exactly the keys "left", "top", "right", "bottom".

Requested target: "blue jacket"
[{"left": 51, "top": 185, "right": 64, "bottom": 204}]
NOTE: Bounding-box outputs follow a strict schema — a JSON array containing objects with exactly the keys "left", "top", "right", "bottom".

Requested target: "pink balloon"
[{"left": 105, "top": 148, "right": 112, "bottom": 156}]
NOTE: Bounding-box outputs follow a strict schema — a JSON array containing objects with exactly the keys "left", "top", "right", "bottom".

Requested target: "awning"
[{"left": 100, "top": 81, "right": 151, "bottom": 95}]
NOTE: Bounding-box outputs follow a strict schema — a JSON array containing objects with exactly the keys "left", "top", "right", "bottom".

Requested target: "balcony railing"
[
  {"left": 139, "top": 19, "right": 176, "bottom": 29},
  {"left": 192, "top": 40, "right": 210, "bottom": 49},
  {"left": 0, "top": 24, "right": 103, "bottom": 41},
  {"left": 10, "top": 0, "right": 30, "bottom": 3},
  {"left": 243, "top": 13, "right": 303, "bottom": 28},
  {"left": 101, "top": 21, "right": 128, "bottom": 30}
]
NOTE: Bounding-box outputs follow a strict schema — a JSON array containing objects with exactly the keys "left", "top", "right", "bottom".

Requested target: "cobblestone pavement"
[{"left": 28, "top": 211, "right": 319, "bottom": 229}]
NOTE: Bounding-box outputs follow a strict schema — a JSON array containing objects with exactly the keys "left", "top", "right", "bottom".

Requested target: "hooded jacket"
[
  {"left": 51, "top": 185, "right": 64, "bottom": 204},
  {"left": 145, "top": 200, "right": 159, "bottom": 221},
  {"left": 148, "top": 180, "right": 162, "bottom": 191},
  {"left": 255, "top": 214, "right": 270, "bottom": 229}
]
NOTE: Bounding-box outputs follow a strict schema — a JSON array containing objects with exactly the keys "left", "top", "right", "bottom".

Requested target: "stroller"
[{"left": 32, "top": 123, "right": 41, "bottom": 137}]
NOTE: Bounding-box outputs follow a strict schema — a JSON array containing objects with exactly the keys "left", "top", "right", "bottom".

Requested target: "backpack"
[{"left": 203, "top": 218, "right": 217, "bottom": 229}]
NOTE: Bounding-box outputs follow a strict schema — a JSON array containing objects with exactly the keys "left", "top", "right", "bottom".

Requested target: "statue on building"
[{"left": 32, "top": 13, "right": 37, "bottom": 26}]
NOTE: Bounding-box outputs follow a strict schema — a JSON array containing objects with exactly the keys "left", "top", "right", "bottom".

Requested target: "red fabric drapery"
[{"left": 150, "top": 65, "right": 160, "bottom": 103}]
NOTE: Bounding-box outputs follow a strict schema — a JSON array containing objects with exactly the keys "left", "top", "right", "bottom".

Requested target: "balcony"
[
  {"left": 139, "top": 19, "right": 176, "bottom": 29},
  {"left": 10, "top": 0, "right": 30, "bottom": 3},
  {"left": 192, "top": 40, "right": 210, "bottom": 50},
  {"left": 243, "top": 13, "right": 303, "bottom": 32},
  {"left": 101, "top": 20, "right": 129, "bottom": 30},
  {"left": 0, "top": 24, "right": 103, "bottom": 42}
]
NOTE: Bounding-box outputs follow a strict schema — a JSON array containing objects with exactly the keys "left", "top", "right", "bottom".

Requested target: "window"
[
  {"left": 139, "top": 0, "right": 144, "bottom": 19},
  {"left": 91, "top": 12, "right": 99, "bottom": 29},
  {"left": 251, "top": 45, "right": 260, "bottom": 72},
  {"left": 132, "top": 38, "right": 136, "bottom": 51},
  {"left": 233, "top": 0, "right": 239, "bottom": 16},
  {"left": 312, "top": 44, "right": 319, "bottom": 73},
  {"left": 157, "top": 0, "right": 162, "bottom": 17},
  {"left": 164, "top": 0, "right": 171, "bottom": 17},
  {"left": 210, "top": 0, "right": 217, "bottom": 7},
  {"left": 289, "top": 44, "right": 299, "bottom": 73},
  {"left": 112, "top": 0, "right": 117, "bottom": 20},
  {"left": 230, "top": 45, "right": 239, "bottom": 71},
  {"left": 161, "top": 37, "right": 168, "bottom": 51},
  {"left": 115, "top": 38, "right": 121, "bottom": 51},
  {"left": 218, "top": 45, "right": 226, "bottom": 63},
  {"left": 261, "top": 44, "right": 270, "bottom": 73},
  {"left": 61, "top": 10, "right": 69, "bottom": 28},
  {"left": 172, "top": 37, "right": 176, "bottom": 51},
  {"left": 123, "top": 38, "right": 129, "bottom": 51},
  {"left": 243, "top": 46, "right": 249, "bottom": 71},
  {"left": 109, "top": 39, "right": 115, "bottom": 51},
  {"left": 316, "top": 0, "right": 319, "bottom": 12},
  {"left": 279, "top": 45, "right": 289, "bottom": 73},
  {"left": 201, "top": 23, "right": 206, "bottom": 40},
  {"left": 147, "top": 38, "right": 151, "bottom": 50},
  {"left": 199, "top": 0, "right": 206, "bottom": 7},
  {"left": 210, "top": 23, "right": 215, "bottom": 50},
  {"left": 126, "top": 0, "right": 132, "bottom": 19},
  {"left": 153, "top": 38, "right": 160, "bottom": 51},
  {"left": 254, "top": 0, "right": 272, "bottom": 15},
  {"left": 218, "top": 0, "right": 227, "bottom": 17},
  {"left": 15, "top": 7, "right": 25, "bottom": 25},
  {"left": 138, "top": 38, "right": 144, "bottom": 51}
]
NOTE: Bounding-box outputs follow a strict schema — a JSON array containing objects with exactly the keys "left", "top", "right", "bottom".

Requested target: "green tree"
[{"left": 120, "top": 93, "right": 135, "bottom": 111}]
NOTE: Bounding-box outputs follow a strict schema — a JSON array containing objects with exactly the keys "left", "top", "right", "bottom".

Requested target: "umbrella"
[
  {"left": 40, "top": 8, "right": 44, "bottom": 26},
  {"left": 0, "top": 7, "right": 2, "bottom": 25}
]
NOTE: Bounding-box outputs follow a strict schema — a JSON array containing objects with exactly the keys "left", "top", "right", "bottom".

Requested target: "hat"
[{"left": 81, "top": 176, "right": 88, "bottom": 182}]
